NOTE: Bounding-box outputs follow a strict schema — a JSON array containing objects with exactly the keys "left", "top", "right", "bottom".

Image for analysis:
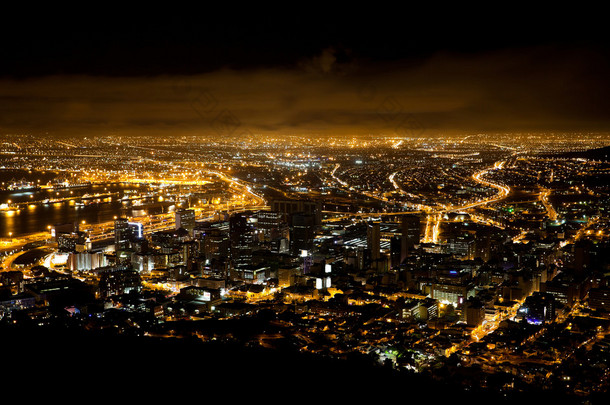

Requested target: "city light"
[{"left": 0, "top": 18, "right": 609, "bottom": 399}]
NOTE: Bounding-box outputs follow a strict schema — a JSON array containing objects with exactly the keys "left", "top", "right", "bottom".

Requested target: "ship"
[
  {"left": 48, "top": 178, "right": 91, "bottom": 189},
  {"left": 3, "top": 178, "right": 41, "bottom": 192}
]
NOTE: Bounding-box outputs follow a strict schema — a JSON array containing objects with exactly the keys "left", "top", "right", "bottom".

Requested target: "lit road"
[
  {"left": 471, "top": 299, "right": 523, "bottom": 342},
  {"left": 1, "top": 250, "right": 25, "bottom": 271},
  {"left": 205, "top": 170, "right": 267, "bottom": 207},
  {"left": 442, "top": 160, "right": 510, "bottom": 213},
  {"left": 324, "top": 160, "right": 513, "bottom": 241},
  {"left": 422, "top": 160, "right": 512, "bottom": 243},
  {"left": 388, "top": 171, "right": 426, "bottom": 203},
  {"left": 330, "top": 163, "right": 349, "bottom": 188},
  {"left": 423, "top": 213, "right": 441, "bottom": 244},
  {"left": 539, "top": 188, "right": 558, "bottom": 221},
  {"left": 330, "top": 163, "right": 388, "bottom": 202},
  {"left": 559, "top": 215, "right": 602, "bottom": 248}
]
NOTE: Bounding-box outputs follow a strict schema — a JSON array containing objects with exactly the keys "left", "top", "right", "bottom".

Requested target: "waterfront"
[{"left": 0, "top": 169, "right": 174, "bottom": 237}]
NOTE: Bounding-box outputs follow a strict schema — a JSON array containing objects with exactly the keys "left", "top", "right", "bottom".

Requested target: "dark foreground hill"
[{"left": 0, "top": 326, "right": 599, "bottom": 404}]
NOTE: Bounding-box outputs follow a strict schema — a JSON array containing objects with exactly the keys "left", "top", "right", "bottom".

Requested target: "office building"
[
  {"left": 367, "top": 222, "right": 381, "bottom": 261},
  {"left": 401, "top": 214, "right": 420, "bottom": 262},
  {"left": 176, "top": 209, "right": 196, "bottom": 235}
]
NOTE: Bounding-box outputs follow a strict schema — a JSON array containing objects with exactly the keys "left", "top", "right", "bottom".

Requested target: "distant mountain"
[{"left": 557, "top": 145, "right": 610, "bottom": 161}]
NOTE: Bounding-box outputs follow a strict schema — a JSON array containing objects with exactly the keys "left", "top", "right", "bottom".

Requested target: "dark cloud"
[{"left": 1, "top": 11, "right": 609, "bottom": 137}]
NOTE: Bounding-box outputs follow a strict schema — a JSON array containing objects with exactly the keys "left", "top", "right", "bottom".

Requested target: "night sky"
[{"left": 1, "top": 10, "right": 609, "bottom": 137}]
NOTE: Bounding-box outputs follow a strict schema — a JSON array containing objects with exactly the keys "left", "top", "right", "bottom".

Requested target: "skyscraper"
[
  {"left": 367, "top": 222, "right": 381, "bottom": 262},
  {"left": 401, "top": 214, "right": 420, "bottom": 263},
  {"left": 114, "top": 218, "right": 143, "bottom": 253},
  {"left": 175, "top": 209, "right": 196, "bottom": 235},
  {"left": 114, "top": 218, "right": 131, "bottom": 252},
  {"left": 290, "top": 212, "right": 316, "bottom": 255},
  {"left": 229, "top": 212, "right": 255, "bottom": 267}
]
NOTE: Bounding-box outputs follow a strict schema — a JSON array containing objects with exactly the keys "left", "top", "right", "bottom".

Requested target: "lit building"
[
  {"left": 57, "top": 232, "right": 85, "bottom": 253},
  {"left": 588, "top": 287, "right": 610, "bottom": 311},
  {"left": 175, "top": 209, "right": 196, "bottom": 235},
  {"left": 290, "top": 212, "right": 316, "bottom": 255},
  {"left": 431, "top": 281, "right": 475, "bottom": 307},
  {"left": 367, "top": 222, "right": 381, "bottom": 261},
  {"left": 201, "top": 227, "right": 230, "bottom": 266},
  {"left": 271, "top": 199, "right": 321, "bottom": 226},
  {"left": 114, "top": 218, "right": 142, "bottom": 250},
  {"left": 232, "top": 264, "right": 269, "bottom": 284},
  {"left": 401, "top": 214, "right": 420, "bottom": 262},
  {"left": 517, "top": 291, "right": 556, "bottom": 324},
  {"left": 446, "top": 234, "right": 476, "bottom": 259},
  {"left": 256, "top": 210, "right": 288, "bottom": 241},
  {"left": 229, "top": 213, "right": 255, "bottom": 267},
  {"left": 97, "top": 267, "right": 142, "bottom": 298},
  {"left": 69, "top": 250, "right": 108, "bottom": 271},
  {"left": 464, "top": 298, "right": 485, "bottom": 327},
  {"left": 278, "top": 266, "right": 301, "bottom": 288}
]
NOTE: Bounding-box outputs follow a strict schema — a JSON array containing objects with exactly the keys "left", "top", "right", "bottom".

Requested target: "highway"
[
  {"left": 442, "top": 160, "right": 510, "bottom": 213},
  {"left": 323, "top": 159, "right": 513, "bottom": 243},
  {"left": 425, "top": 160, "right": 512, "bottom": 243},
  {"left": 330, "top": 163, "right": 388, "bottom": 202},
  {"left": 330, "top": 163, "right": 349, "bottom": 188},
  {"left": 539, "top": 188, "right": 558, "bottom": 221}
]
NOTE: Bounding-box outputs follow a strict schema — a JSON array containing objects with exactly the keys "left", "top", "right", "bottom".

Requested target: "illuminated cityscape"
[{"left": 1, "top": 10, "right": 609, "bottom": 404}]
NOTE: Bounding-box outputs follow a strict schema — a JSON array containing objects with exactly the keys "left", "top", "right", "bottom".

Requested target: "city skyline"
[{"left": 1, "top": 10, "right": 610, "bottom": 403}]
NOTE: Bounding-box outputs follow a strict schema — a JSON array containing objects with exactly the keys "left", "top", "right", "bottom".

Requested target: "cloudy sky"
[{"left": 1, "top": 11, "right": 609, "bottom": 138}]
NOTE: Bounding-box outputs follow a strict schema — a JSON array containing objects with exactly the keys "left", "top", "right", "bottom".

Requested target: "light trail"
[
  {"left": 329, "top": 163, "right": 388, "bottom": 202},
  {"left": 431, "top": 213, "right": 441, "bottom": 243},
  {"left": 55, "top": 140, "right": 78, "bottom": 148},
  {"left": 441, "top": 160, "right": 510, "bottom": 213},
  {"left": 422, "top": 213, "right": 442, "bottom": 244},
  {"left": 385, "top": 160, "right": 511, "bottom": 244},
  {"left": 388, "top": 171, "right": 420, "bottom": 199},
  {"left": 421, "top": 160, "right": 512, "bottom": 244},
  {"left": 539, "top": 188, "right": 558, "bottom": 221},
  {"left": 330, "top": 163, "right": 349, "bottom": 187},
  {"left": 423, "top": 214, "right": 432, "bottom": 243}
]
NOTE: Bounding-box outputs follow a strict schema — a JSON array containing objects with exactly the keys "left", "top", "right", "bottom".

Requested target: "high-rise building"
[
  {"left": 114, "top": 218, "right": 131, "bottom": 251},
  {"left": 180, "top": 240, "right": 200, "bottom": 273},
  {"left": 194, "top": 221, "right": 230, "bottom": 273},
  {"left": 57, "top": 231, "right": 86, "bottom": 253},
  {"left": 446, "top": 234, "right": 475, "bottom": 259},
  {"left": 229, "top": 213, "right": 255, "bottom": 267},
  {"left": 367, "top": 222, "right": 381, "bottom": 261},
  {"left": 175, "top": 209, "right": 196, "bottom": 235},
  {"left": 290, "top": 212, "right": 316, "bottom": 255},
  {"left": 517, "top": 291, "right": 556, "bottom": 324},
  {"left": 256, "top": 210, "right": 288, "bottom": 241},
  {"left": 390, "top": 235, "right": 402, "bottom": 268},
  {"left": 589, "top": 287, "right": 610, "bottom": 311},
  {"left": 401, "top": 214, "right": 420, "bottom": 262},
  {"left": 114, "top": 218, "right": 143, "bottom": 253},
  {"left": 201, "top": 227, "right": 230, "bottom": 263},
  {"left": 271, "top": 199, "right": 321, "bottom": 226}
]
